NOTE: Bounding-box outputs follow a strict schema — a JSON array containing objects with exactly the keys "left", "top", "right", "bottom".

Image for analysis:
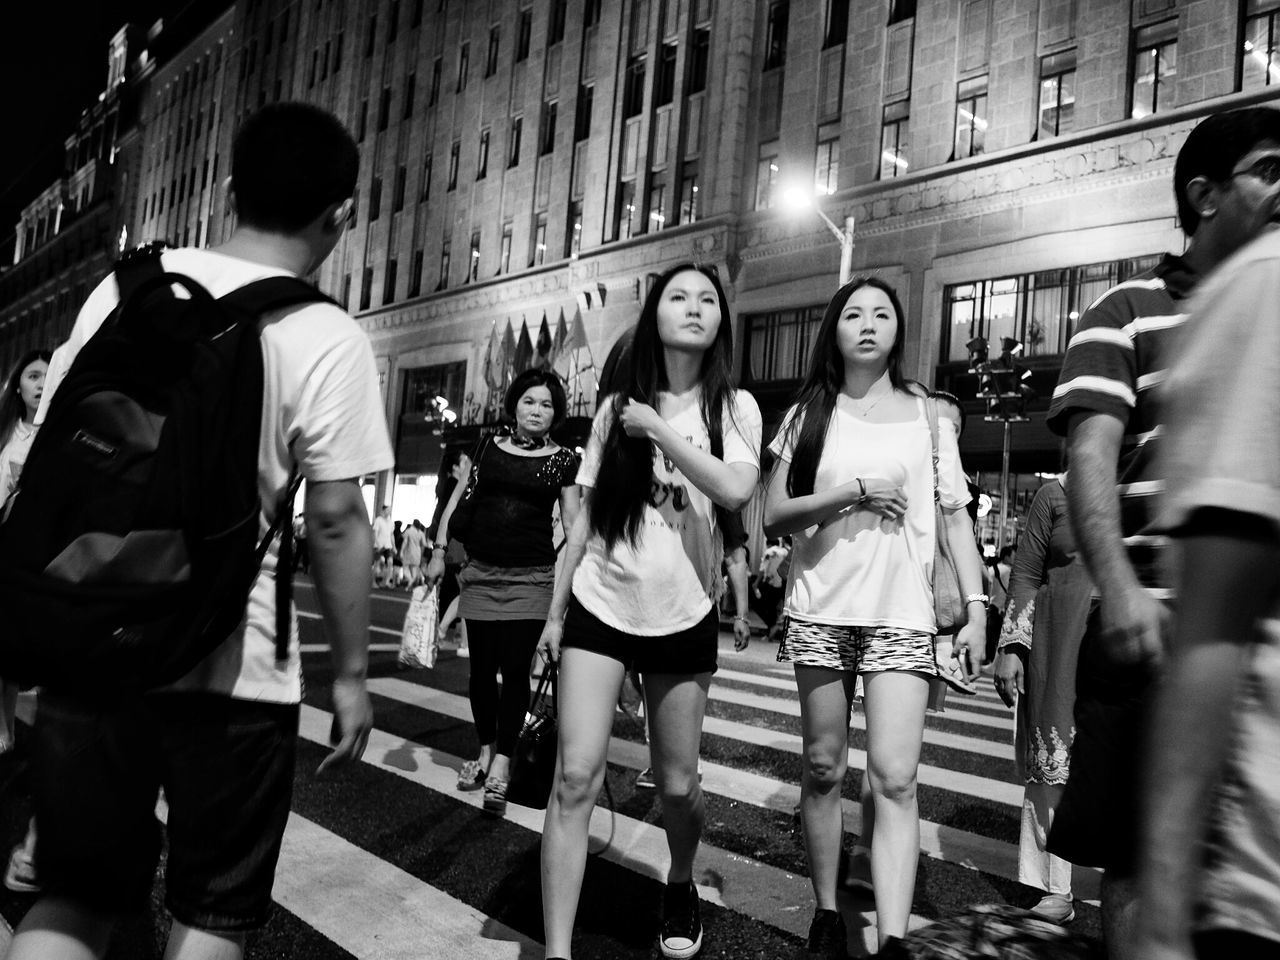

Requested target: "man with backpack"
[{"left": 2, "top": 103, "right": 391, "bottom": 960}]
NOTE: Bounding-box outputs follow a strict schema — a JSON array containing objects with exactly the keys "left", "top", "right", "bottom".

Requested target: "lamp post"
[
  {"left": 779, "top": 183, "right": 856, "bottom": 284},
  {"left": 966, "top": 337, "right": 1033, "bottom": 553}
]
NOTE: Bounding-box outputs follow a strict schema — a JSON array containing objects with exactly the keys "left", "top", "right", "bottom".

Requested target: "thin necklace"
[{"left": 854, "top": 381, "right": 893, "bottom": 418}]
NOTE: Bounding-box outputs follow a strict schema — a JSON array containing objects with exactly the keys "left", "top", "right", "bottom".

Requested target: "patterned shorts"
[{"left": 778, "top": 616, "right": 937, "bottom": 675}]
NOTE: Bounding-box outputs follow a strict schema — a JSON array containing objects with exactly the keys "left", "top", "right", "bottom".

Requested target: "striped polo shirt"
[{"left": 1046, "top": 254, "right": 1198, "bottom": 596}]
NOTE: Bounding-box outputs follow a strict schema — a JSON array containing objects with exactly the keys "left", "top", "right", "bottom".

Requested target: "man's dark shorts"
[
  {"left": 33, "top": 690, "right": 299, "bottom": 932},
  {"left": 1047, "top": 602, "right": 1156, "bottom": 876}
]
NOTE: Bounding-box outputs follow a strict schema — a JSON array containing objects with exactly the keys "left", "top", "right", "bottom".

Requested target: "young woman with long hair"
[
  {"left": 762, "top": 277, "right": 987, "bottom": 955},
  {"left": 428, "top": 368, "right": 580, "bottom": 816},
  {"left": 537, "top": 264, "right": 761, "bottom": 960}
]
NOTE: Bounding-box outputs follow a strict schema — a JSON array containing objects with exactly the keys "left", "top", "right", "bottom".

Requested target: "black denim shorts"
[
  {"left": 32, "top": 690, "right": 299, "bottom": 932},
  {"left": 561, "top": 595, "right": 719, "bottom": 675}
]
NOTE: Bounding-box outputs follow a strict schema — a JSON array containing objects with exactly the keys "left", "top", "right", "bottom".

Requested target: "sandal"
[
  {"left": 482, "top": 776, "right": 508, "bottom": 816},
  {"left": 456, "top": 759, "right": 486, "bottom": 791}
]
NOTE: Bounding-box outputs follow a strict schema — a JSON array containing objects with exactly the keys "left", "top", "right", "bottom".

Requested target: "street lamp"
[
  {"left": 778, "top": 182, "right": 856, "bottom": 285},
  {"left": 967, "top": 337, "right": 1033, "bottom": 553}
]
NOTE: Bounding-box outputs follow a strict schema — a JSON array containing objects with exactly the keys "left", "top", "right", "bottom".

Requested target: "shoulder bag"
[
  {"left": 925, "top": 399, "right": 968, "bottom": 635},
  {"left": 445, "top": 433, "right": 493, "bottom": 545},
  {"left": 506, "top": 661, "right": 558, "bottom": 809}
]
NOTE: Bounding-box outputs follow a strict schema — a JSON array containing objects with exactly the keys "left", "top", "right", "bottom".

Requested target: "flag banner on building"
[
  {"left": 481, "top": 320, "right": 499, "bottom": 392},
  {"left": 499, "top": 319, "right": 516, "bottom": 387},
  {"left": 513, "top": 319, "right": 533, "bottom": 374},
  {"left": 552, "top": 308, "right": 568, "bottom": 370},
  {"left": 534, "top": 314, "right": 553, "bottom": 369}
]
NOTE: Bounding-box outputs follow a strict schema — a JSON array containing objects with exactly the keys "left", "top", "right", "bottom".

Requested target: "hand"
[
  {"left": 619, "top": 399, "right": 666, "bottom": 441},
  {"left": 952, "top": 615, "right": 987, "bottom": 682},
  {"left": 537, "top": 617, "right": 563, "bottom": 664},
  {"left": 993, "top": 648, "right": 1025, "bottom": 708},
  {"left": 317, "top": 675, "right": 373, "bottom": 776},
  {"left": 423, "top": 554, "right": 446, "bottom": 587},
  {"left": 732, "top": 616, "right": 751, "bottom": 652},
  {"left": 855, "top": 478, "right": 908, "bottom": 521},
  {"left": 451, "top": 454, "right": 472, "bottom": 483},
  {"left": 1099, "top": 584, "right": 1168, "bottom": 665},
  {"left": 934, "top": 636, "right": 978, "bottom": 694}
]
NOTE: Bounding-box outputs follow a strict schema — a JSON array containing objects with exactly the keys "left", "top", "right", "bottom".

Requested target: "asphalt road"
[{"left": 0, "top": 579, "right": 1101, "bottom": 958}]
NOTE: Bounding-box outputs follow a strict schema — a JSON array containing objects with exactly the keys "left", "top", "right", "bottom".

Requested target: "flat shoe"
[
  {"left": 456, "top": 759, "right": 486, "bottom": 791},
  {"left": 483, "top": 776, "right": 508, "bottom": 816},
  {"left": 1028, "top": 893, "right": 1075, "bottom": 924}
]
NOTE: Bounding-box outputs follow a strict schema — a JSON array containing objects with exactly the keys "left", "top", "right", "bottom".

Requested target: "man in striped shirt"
[{"left": 1043, "top": 107, "right": 1280, "bottom": 958}]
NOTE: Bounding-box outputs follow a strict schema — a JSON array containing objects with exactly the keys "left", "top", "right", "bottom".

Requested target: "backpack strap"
[
  {"left": 113, "top": 244, "right": 167, "bottom": 304},
  {"left": 220, "top": 276, "right": 338, "bottom": 317}
]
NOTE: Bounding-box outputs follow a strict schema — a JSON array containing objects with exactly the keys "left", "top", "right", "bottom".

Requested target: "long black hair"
[
  {"left": 0, "top": 350, "right": 51, "bottom": 451},
  {"left": 590, "top": 263, "right": 737, "bottom": 549},
  {"left": 783, "top": 276, "right": 914, "bottom": 498}
]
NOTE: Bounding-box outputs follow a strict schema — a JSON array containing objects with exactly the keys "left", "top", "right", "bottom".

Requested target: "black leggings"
[{"left": 465, "top": 618, "right": 543, "bottom": 757}]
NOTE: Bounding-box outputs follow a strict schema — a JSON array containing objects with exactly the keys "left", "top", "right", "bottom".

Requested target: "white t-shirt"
[
  {"left": 768, "top": 395, "right": 969, "bottom": 633},
  {"left": 36, "top": 248, "right": 394, "bottom": 704},
  {"left": 372, "top": 514, "right": 394, "bottom": 550},
  {"left": 572, "top": 389, "right": 762, "bottom": 635},
  {"left": 0, "top": 420, "right": 37, "bottom": 503}
]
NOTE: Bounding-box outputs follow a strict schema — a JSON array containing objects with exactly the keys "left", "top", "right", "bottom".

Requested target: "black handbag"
[
  {"left": 446, "top": 434, "right": 492, "bottom": 545},
  {"left": 505, "top": 662, "right": 558, "bottom": 810}
]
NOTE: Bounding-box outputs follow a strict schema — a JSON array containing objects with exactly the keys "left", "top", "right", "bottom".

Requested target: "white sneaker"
[{"left": 1028, "top": 893, "right": 1074, "bottom": 924}]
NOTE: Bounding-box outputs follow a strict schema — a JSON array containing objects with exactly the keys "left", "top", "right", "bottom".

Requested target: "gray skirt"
[{"left": 456, "top": 560, "right": 556, "bottom": 622}]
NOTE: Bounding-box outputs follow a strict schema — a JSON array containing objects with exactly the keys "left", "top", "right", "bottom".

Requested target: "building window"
[
  {"left": 888, "top": 0, "right": 916, "bottom": 24},
  {"left": 1244, "top": 3, "right": 1280, "bottom": 90},
  {"left": 509, "top": 116, "right": 523, "bottom": 166},
  {"left": 365, "top": 15, "right": 377, "bottom": 58},
  {"left": 421, "top": 155, "right": 432, "bottom": 202},
  {"left": 575, "top": 85, "right": 594, "bottom": 141},
  {"left": 378, "top": 87, "right": 392, "bottom": 131},
  {"left": 500, "top": 223, "right": 513, "bottom": 274},
  {"left": 412, "top": 0, "right": 424, "bottom": 28},
  {"left": 814, "top": 135, "right": 839, "bottom": 195},
  {"left": 656, "top": 43, "right": 677, "bottom": 106},
  {"left": 584, "top": 0, "right": 602, "bottom": 28},
  {"left": 393, "top": 166, "right": 406, "bottom": 212},
  {"left": 624, "top": 56, "right": 646, "bottom": 117},
  {"left": 939, "top": 255, "right": 1163, "bottom": 363},
  {"left": 333, "top": 32, "right": 344, "bottom": 72},
  {"left": 823, "top": 0, "right": 849, "bottom": 48},
  {"left": 428, "top": 58, "right": 441, "bottom": 106},
  {"left": 953, "top": 75, "right": 988, "bottom": 159},
  {"left": 403, "top": 73, "right": 416, "bottom": 117},
  {"left": 468, "top": 231, "right": 481, "bottom": 281},
  {"left": 458, "top": 43, "right": 470, "bottom": 92},
  {"left": 744, "top": 305, "right": 826, "bottom": 383},
  {"left": 477, "top": 129, "right": 490, "bottom": 179},
  {"left": 616, "top": 181, "right": 639, "bottom": 239},
  {"left": 516, "top": 8, "right": 532, "bottom": 61},
  {"left": 359, "top": 267, "right": 373, "bottom": 310},
  {"left": 648, "top": 182, "right": 667, "bottom": 230},
  {"left": 369, "top": 175, "right": 382, "bottom": 220},
  {"left": 448, "top": 141, "right": 460, "bottom": 189},
  {"left": 764, "top": 1, "right": 789, "bottom": 70},
  {"left": 1131, "top": 22, "right": 1176, "bottom": 118},
  {"left": 541, "top": 100, "right": 558, "bottom": 155},
  {"left": 384, "top": 258, "right": 398, "bottom": 305},
  {"left": 1037, "top": 51, "right": 1075, "bottom": 138},
  {"left": 387, "top": 0, "right": 400, "bottom": 44},
  {"left": 409, "top": 250, "right": 423, "bottom": 297},
  {"left": 755, "top": 143, "right": 779, "bottom": 210},
  {"left": 341, "top": 272, "right": 351, "bottom": 309},
  {"left": 549, "top": 0, "right": 568, "bottom": 44},
  {"left": 880, "top": 100, "right": 909, "bottom": 179},
  {"left": 678, "top": 162, "right": 700, "bottom": 223},
  {"left": 567, "top": 200, "right": 583, "bottom": 257},
  {"left": 438, "top": 241, "right": 451, "bottom": 290},
  {"left": 531, "top": 213, "right": 548, "bottom": 265},
  {"left": 486, "top": 27, "right": 500, "bottom": 77},
  {"left": 404, "top": 361, "right": 467, "bottom": 415},
  {"left": 688, "top": 28, "right": 710, "bottom": 93}
]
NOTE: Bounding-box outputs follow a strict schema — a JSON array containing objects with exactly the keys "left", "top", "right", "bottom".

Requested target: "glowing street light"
[{"left": 778, "top": 180, "right": 856, "bottom": 285}]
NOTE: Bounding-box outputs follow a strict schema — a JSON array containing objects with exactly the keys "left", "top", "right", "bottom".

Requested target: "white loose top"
[{"left": 768, "top": 395, "right": 970, "bottom": 633}]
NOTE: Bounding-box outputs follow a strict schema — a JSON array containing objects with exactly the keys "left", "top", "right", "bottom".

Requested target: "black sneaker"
[
  {"left": 806, "top": 908, "right": 847, "bottom": 958},
  {"left": 659, "top": 880, "right": 702, "bottom": 959}
]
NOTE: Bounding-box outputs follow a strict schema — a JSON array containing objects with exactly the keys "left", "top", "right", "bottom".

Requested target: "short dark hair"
[
  {"left": 504, "top": 368, "right": 568, "bottom": 425},
  {"left": 232, "top": 103, "right": 359, "bottom": 232},
  {"left": 1175, "top": 107, "right": 1280, "bottom": 236}
]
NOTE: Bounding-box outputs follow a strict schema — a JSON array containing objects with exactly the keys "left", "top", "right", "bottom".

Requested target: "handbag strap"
[
  {"left": 923, "top": 396, "right": 941, "bottom": 506},
  {"left": 530, "top": 660, "right": 557, "bottom": 720}
]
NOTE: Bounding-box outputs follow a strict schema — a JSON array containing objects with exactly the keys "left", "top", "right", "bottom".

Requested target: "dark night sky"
[{"left": 0, "top": 1, "right": 172, "bottom": 235}]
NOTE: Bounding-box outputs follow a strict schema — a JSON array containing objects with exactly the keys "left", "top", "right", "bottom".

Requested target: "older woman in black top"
[{"left": 427, "top": 369, "right": 579, "bottom": 816}]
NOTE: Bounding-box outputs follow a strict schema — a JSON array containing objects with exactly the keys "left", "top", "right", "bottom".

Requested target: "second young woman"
[
  {"left": 763, "top": 277, "right": 987, "bottom": 956},
  {"left": 538, "top": 264, "right": 761, "bottom": 960}
]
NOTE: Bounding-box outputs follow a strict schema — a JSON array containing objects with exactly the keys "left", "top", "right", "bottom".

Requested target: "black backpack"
[{"left": 0, "top": 244, "right": 336, "bottom": 693}]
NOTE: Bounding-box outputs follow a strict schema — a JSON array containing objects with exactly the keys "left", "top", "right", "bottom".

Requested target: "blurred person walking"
[
  {"left": 763, "top": 277, "right": 986, "bottom": 955},
  {"left": 537, "top": 264, "right": 761, "bottom": 960},
  {"left": 400, "top": 519, "right": 427, "bottom": 589},
  {"left": 993, "top": 473, "right": 1092, "bottom": 923}
]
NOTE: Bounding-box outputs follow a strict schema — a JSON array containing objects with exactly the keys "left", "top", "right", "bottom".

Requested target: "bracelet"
[
  {"left": 964, "top": 593, "right": 990, "bottom": 606},
  {"left": 733, "top": 615, "right": 750, "bottom": 624},
  {"left": 857, "top": 477, "right": 867, "bottom": 502},
  {"left": 430, "top": 543, "right": 447, "bottom": 554}
]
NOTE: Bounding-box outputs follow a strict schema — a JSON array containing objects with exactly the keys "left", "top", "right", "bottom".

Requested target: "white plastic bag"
[{"left": 398, "top": 584, "right": 440, "bottom": 669}]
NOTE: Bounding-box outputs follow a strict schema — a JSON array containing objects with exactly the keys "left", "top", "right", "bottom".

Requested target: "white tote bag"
[{"left": 398, "top": 584, "right": 440, "bottom": 669}]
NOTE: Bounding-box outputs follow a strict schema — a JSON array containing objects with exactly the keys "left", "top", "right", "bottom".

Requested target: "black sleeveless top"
[{"left": 465, "top": 444, "right": 579, "bottom": 566}]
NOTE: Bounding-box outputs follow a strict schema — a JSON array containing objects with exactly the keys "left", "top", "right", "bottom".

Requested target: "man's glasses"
[{"left": 1230, "top": 155, "right": 1280, "bottom": 186}]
